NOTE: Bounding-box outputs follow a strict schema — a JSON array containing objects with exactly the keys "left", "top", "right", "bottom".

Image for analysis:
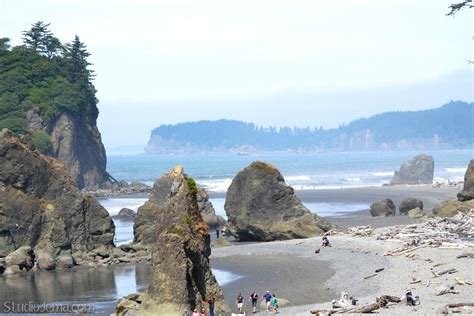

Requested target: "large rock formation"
[
  {"left": 129, "top": 166, "right": 229, "bottom": 315},
  {"left": 196, "top": 188, "right": 225, "bottom": 229},
  {"left": 457, "top": 160, "right": 474, "bottom": 201},
  {"left": 134, "top": 171, "right": 223, "bottom": 246},
  {"left": 224, "top": 161, "right": 332, "bottom": 241},
  {"left": 370, "top": 198, "right": 396, "bottom": 217},
  {"left": 390, "top": 154, "right": 434, "bottom": 185},
  {"left": 399, "top": 198, "right": 424, "bottom": 215},
  {"left": 0, "top": 129, "right": 115, "bottom": 274},
  {"left": 26, "top": 109, "right": 112, "bottom": 189}
]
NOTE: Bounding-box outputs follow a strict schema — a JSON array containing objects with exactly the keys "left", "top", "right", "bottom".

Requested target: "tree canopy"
[{"left": 0, "top": 22, "right": 98, "bottom": 134}]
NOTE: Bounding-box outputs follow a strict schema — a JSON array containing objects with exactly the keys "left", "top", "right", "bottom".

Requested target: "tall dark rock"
[
  {"left": 26, "top": 109, "right": 112, "bottom": 189},
  {"left": 0, "top": 129, "right": 115, "bottom": 273},
  {"left": 132, "top": 166, "right": 228, "bottom": 315},
  {"left": 134, "top": 169, "right": 223, "bottom": 246},
  {"left": 390, "top": 154, "right": 434, "bottom": 185},
  {"left": 224, "top": 161, "right": 332, "bottom": 241},
  {"left": 457, "top": 159, "right": 474, "bottom": 201}
]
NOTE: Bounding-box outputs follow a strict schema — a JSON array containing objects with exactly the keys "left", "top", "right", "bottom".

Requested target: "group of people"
[{"left": 236, "top": 290, "right": 279, "bottom": 314}]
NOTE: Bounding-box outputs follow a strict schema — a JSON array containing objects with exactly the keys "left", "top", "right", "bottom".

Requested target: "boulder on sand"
[
  {"left": 390, "top": 154, "right": 434, "bottom": 185},
  {"left": 407, "top": 207, "right": 427, "bottom": 219},
  {"left": 399, "top": 198, "right": 424, "bottom": 215},
  {"left": 432, "top": 199, "right": 474, "bottom": 218},
  {"left": 457, "top": 160, "right": 474, "bottom": 201},
  {"left": 370, "top": 199, "right": 396, "bottom": 217},
  {"left": 117, "top": 207, "right": 137, "bottom": 219},
  {"left": 224, "top": 161, "right": 332, "bottom": 241},
  {"left": 126, "top": 166, "right": 229, "bottom": 315}
]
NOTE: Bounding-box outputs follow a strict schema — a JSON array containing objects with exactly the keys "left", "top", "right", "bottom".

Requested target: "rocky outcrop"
[
  {"left": 407, "top": 207, "right": 427, "bottom": 219},
  {"left": 116, "top": 208, "right": 137, "bottom": 219},
  {"left": 224, "top": 161, "right": 332, "bottom": 241},
  {"left": 390, "top": 154, "right": 434, "bottom": 185},
  {"left": 370, "top": 199, "right": 396, "bottom": 217},
  {"left": 432, "top": 199, "right": 474, "bottom": 218},
  {"left": 26, "top": 109, "right": 112, "bottom": 189},
  {"left": 457, "top": 160, "right": 474, "bottom": 201},
  {"left": 0, "top": 129, "right": 115, "bottom": 274},
  {"left": 399, "top": 198, "right": 424, "bottom": 215},
  {"left": 128, "top": 166, "right": 229, "bottom": 315},
  {"left": 134, "top": 170, "right": 222, "bottom": 245},
  {"left": 196, "top": 188, "right": 225, "bottom": 229}
]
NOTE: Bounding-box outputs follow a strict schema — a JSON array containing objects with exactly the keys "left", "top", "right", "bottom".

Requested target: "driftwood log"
[
  {"left": 437, "top": 303, "right": 474, "bottom": 314},
  {"left": 457, "top": 253, "right": 474, "bottom": 259},
  {"left": 435, "top": 284, "right": 460, "bottom": 296}
]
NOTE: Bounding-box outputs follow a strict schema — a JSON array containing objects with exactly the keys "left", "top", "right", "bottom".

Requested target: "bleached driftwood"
[
  {"left": 431, "top": 268, "right": 457, "bottom": 277},
  {"left": 437, "top": 303, "right": 474, "bottom": 314},
  {"left": 435, "top": 284, "right": 460, "bottom": 296}
]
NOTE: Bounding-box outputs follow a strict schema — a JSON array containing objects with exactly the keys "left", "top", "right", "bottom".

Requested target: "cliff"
[
  {"left": 0, "top": 24, "right": 112, "bottom": 189},
  {"left": 0, "top": 129, "right": 115, "bottom": 275},
  {"left": 26, "top": 109, "right": 111, "bottom": 189}
]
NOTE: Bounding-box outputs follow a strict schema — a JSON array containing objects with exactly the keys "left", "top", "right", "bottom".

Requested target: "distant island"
[{"left": 145, "top": 101, "right": 473, "bottom": 154}]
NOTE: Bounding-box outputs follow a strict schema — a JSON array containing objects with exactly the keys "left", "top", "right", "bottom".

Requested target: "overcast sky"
[{"left": 1, "top": 0, "right": 472, "bottom": 150}]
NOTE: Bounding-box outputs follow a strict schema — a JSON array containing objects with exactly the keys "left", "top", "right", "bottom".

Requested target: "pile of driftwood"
[
  {"left": 310, "top": 292, "right": 401, "bottom": 315},
  {"left": 376, "top": 210, "right": 474, "bottom": 256}
]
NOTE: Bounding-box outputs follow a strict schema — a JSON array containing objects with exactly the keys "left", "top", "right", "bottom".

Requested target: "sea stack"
[
  {"left": 224, "top": 161, "right": 332, "bottom": 241},
  {"left": 390, "top": 154, "right": 434, "bottom": 185},
  {"left": 130, "top": 166, "right": 228, "bottom": 315},
  {"left": 0, "top": 129, "right": 115, "bottom": 274},
  {"left": 134, "top": 167, "right": 224, "bottom": 246},
  {"left": 457, "top": 159, "right": 474, "bottom": 201}
]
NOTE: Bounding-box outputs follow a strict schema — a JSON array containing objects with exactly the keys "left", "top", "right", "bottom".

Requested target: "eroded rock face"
[
  {"left": 134, "top": 168, "right": 223, "bottom": 245},
  {"left": 399, "top": 198, "right": 424, "bottom": 215},
  {"left": 224, "top": 161, "right": 332, "bottom": 241},
  {"left": 390, "top": 154, "right": 434, "bottom": 185},
  {"left": 370, "top": 198, "right": 396, "bottom": 217},
  {"left": 0, "top": 129, "right": 115, "bottom": 273},
  {"left": 132, "top": 166, "right": 229, "bottom": 315},
  {"left": 457, "top": 160, "right": 474, "bottom": 202},
  {"left": 26, "top": 109, "right": 112, "bottom": 189}
]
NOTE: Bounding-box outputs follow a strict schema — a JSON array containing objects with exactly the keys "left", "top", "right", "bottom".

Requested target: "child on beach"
[
  {"left": 322, "top": 236, "right": 331, "bottom": 247},
  {"left": 271, "top": 294, "right": 279, "bottom": 314}
]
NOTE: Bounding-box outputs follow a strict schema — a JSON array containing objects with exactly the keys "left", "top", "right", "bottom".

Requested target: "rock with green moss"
[
  {"left": 224, "top": 161, "right": 333, "bottom": 241},
  {"left": 128, "top": 165, "right": 229, "bottom": 315},
  {"left": 432, "top": 199, "right": 474, "bottom": 218}
]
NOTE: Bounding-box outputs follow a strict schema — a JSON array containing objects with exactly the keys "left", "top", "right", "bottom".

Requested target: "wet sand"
[{"left": 212, "top": 254, "right": 335, "bottom": 312}]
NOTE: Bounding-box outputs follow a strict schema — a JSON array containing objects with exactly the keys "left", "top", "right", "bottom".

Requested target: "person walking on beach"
[
  {"left": 236, "top": 292, "right": 244, "bottom": 313},
  {"left": 207, "top": 296, "right": 215, "bottom": 316},
  {"left": 263, "top": 291, "right": 272, "bottom": 312},
  {"left": 249, "top": 291, "right": 259, "bottom": 313},
  {"left": 271, "top": 294, "right": 279, "bottom": 314}
]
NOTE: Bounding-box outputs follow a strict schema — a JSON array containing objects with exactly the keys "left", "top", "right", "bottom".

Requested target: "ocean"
[
  {"left": 107, "top": 150, "right": 472, "bottom": 193},
  {"left": 99, "top": 150, "right": 472, "bottom": 223}
]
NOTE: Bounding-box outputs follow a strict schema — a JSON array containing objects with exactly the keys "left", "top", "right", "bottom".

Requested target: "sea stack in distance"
[
  {"left": 390, "top": 154, "right": 434, "bottom": 185},
  {"left": 224, "top": 161, "right": 332, "bottom": 241},
  {"left": 457, "top": 159, "right": 474, "bottom": 201},
  {"left": 0, "top": 129, "right": 115, "bottom": 275},
  {"left": 129, "top": 166, "right": 229, "bottom": 315}
]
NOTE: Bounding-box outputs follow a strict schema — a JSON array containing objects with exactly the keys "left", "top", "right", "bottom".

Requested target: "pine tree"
[{"left": 22, "top": 21, "right": 53, "bottom": 54}]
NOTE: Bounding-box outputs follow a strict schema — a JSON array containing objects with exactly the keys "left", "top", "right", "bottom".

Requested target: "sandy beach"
[{"left": 208, "top": 184, "right": 472, "bottom": 315}]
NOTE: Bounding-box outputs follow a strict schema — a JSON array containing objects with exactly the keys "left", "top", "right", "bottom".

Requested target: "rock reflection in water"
[{"left": 0, "top": 263, "right": 152, "bottom": 314}]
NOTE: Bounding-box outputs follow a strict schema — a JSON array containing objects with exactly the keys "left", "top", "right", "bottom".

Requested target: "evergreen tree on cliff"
[{"left": 0, "top": 22, "right": 113, "bottom": 189}]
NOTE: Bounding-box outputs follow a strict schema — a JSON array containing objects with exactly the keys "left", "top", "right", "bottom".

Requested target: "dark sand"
[{"left": 212, "top": 255, "right": 335, "bottom": 312}]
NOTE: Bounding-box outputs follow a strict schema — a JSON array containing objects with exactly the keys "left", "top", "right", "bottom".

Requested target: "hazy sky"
[{"left": 1, "top": 0, "right": 472, "bottom": 150}]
